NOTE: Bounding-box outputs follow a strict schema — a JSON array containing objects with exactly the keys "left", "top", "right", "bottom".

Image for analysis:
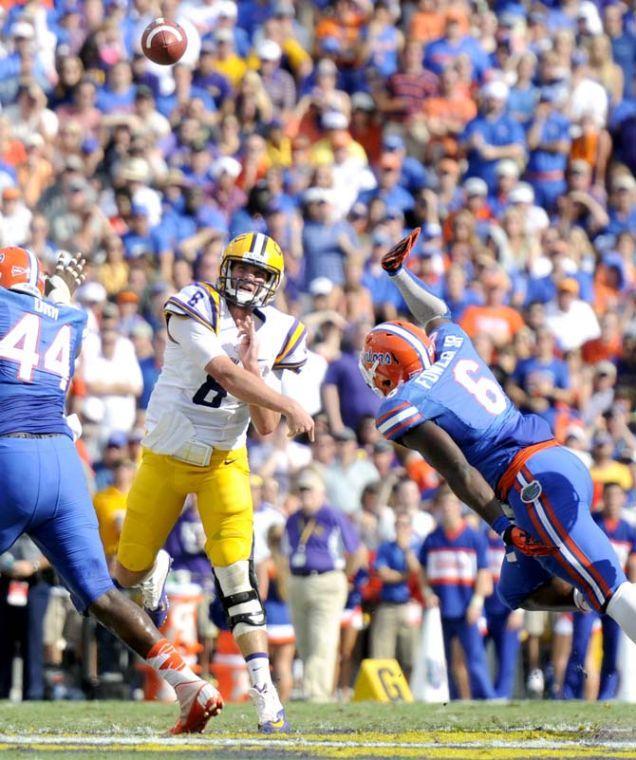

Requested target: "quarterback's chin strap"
[{"left": 390, "top": 267, "right": 451, "bottom": 329}]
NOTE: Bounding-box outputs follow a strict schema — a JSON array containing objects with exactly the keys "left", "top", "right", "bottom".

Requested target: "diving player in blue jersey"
[
  {"left": 359, "top": 228, "right": 636, "bottom": 647},
  {"left": 0, "top": 247, "right": 222, "bottom": 731}
]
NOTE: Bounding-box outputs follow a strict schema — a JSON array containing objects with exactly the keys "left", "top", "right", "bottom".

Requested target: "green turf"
[{"left": 1, "top": 700, "right": 636, "bottom": 736}]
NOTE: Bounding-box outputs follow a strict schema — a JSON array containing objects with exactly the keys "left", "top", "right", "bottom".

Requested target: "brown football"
[{"left": 141, "top": 18, "right": 187, "bottom": 66}]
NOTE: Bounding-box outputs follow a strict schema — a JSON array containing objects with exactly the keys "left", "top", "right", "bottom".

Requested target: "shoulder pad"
[
  {"left": 272, "top": 313, "right": 307, "bottom": 372},
  {"left": 164, "top": 282, "right": 221, "bottom": 333}
]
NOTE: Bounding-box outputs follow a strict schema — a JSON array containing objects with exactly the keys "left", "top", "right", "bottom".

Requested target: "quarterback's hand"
[
  {"left": 236, "top": 315, "right": 259, "bottom": 374},
  {"left": 284, "top": 400, "right": 315, "bottom": 442},
  {"left": 502, "top": 524, "right": 555, "bottom": 557},
  {"left": 381, "top": 227, "right": 421, "bottom": 275},
  {"left": 54, "top": 250, "right": 86, "bottom": 295}
]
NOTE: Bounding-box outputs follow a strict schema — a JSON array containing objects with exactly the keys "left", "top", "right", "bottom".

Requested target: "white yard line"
[{"left": 0, "top": 735, "right": 635, "bottom": 751}]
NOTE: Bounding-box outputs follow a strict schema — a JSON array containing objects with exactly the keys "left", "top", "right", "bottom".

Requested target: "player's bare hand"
[
  {"left": 236, "top": 315, "right": 259, "bottom": 374},
  {"left": 284, "top": 400, "right": 315, "bottom": 441},
  {"left": 55, "top": 250, "right": 86, "bottom": 295},
  {"left": 466, "top": 603, "right": 481, "bottom": 626},
  {"left": 381, "top": 227, "right": 421, "bottom": 274},
  {"left": 503, "top": 525, "right": 555, "bottom": 557}
]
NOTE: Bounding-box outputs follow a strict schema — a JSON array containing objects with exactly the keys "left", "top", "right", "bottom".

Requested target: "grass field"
[{"left": 1, "top": 701, "right": 636, "bottom": 759}]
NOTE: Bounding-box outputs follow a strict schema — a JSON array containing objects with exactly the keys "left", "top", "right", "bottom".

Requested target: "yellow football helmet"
[{"left": 216, "top": 232, "right": 284, "bottom": 308}]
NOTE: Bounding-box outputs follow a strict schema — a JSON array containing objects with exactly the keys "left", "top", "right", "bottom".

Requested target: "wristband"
[
  {"left": 492, "top": 515, "right": 510, "bottom": 538},
  {"left": 46, "top": 275, "right": 72, "bottom": 306},
  {"left": 469, "top": 594, "right": 484, "bottom": 612}
]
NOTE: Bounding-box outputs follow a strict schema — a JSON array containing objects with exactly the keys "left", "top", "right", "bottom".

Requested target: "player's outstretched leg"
[
  {"left": 606, "top": 582, "right": 636, "bottom": 644},
  {"left": 90, "top": 589, "right": 223, "bottom": 733}
]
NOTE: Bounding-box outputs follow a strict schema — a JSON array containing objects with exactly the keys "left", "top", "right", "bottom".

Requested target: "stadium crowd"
[{"left": 1, "top": 0, "right": 636, "bottom": 704}]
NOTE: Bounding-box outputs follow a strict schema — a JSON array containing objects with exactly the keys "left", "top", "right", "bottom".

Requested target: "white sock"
[
  {"left": 606, "top": 582, "right": 636, "bottom": 644},
  {"left": 146, "top": 638, "right": 199, "bottom": 691},
  {"left": 245, "top": 652, "right": 273, "bottom": 690}
]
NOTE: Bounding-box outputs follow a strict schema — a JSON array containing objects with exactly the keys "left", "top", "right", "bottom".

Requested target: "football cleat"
[
  {"left": 381, "top": 227, "right": 421, "bottom": 274},
  {"left": 171, "top": 681, "right": 224, "bottom": 735},
  {"left": 248, "top": 684, "right": 290, "bottom": 733},
  {"left": 526, "top": 668, "right": 545, "bottom": 699},
  {"left": 139, "top": 549, "right": 172, "bottom": 628}
]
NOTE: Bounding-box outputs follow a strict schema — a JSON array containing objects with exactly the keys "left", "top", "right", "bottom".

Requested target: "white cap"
[
  {"left": 257, "top": 39, "right": 282, "bottom": 61},
  {"left": 496, "top": 159, "right": 520, "bottom": 178},
  {"left": 351, "top": 91, "right": 375, "bottom": 111},
  {"left": 217, "top": 0, "right": 238, "bottom": 18},
  {"left": 509, "top": 182, "right": 535, "bottom": 204},
  {"left": 309, "top": 276, "right": 334, "bottom": 296},
  {"left": 212, "top": 156, "right": 242, "bottom": 179},
  {"left": 304, "top": 186, "right": 332, "bottom": 204},
  {"left": 120, "top": 157, "right": 149, "bottom": 183},
  {"left": 464, "top": 177, "right": 488, "bottom": 196},
  {"left": 322, "top": 110, "right": 349, "bottom": 130},
  {"left": 12, "top": 21, "right": 34, "bottom": 39},
  {"left": 481, "top": 79, "right": 509, "bottom": 100},
  {"left": 76, "top": 281, "right": 107, "bottom": 304},
  {"left": 215, "top": 28, "right": 234, "bottom": 42},
  {"left": 614, "top": 174, "right": 636, "bottom": 192}
]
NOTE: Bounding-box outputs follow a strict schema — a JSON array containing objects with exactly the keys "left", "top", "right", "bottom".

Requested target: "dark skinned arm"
[
  {"left": 399, "top": 421, "right": 553, "bottom": 557},
  {"left": 400, "top": 420, "right": 505, "bottom": 527}
]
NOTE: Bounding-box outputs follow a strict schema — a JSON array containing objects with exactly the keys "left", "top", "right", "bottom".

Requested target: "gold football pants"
[{"left": 117, "top": 446, "right": 252, "bottom": 572}]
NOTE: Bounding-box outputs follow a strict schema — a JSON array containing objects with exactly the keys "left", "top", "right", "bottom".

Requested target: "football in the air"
[{"left": 141, "top": 18, "right": 187, "bottom": 66}]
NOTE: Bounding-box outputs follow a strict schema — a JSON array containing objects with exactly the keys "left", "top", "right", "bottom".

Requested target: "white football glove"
[{"left": 46, "top": 251, "right": 87, "bottom": 305}]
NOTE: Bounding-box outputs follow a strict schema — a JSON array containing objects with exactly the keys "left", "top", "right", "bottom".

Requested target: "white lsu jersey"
[{"left": 146, "top": 281, "right": 307, "bottom": 451}]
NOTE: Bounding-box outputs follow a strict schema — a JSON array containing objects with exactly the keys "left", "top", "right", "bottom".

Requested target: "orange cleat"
[{"left": 170, "top": 681, "right": 224, "bottom": 735}]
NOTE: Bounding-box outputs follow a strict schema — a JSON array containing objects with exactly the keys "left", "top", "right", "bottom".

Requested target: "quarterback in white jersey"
[{"left": 114, "top": 232, "right": 313, "bottom": 733}]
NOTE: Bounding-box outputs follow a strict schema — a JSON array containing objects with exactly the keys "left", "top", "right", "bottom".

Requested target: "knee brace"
[{"left": 214, "top": 559, "right": 266, "bottom": 638}]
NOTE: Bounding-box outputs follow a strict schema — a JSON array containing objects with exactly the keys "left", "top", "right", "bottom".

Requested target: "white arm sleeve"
[{"left": 168, "top": 314, "right": 226, "bottom": 369}]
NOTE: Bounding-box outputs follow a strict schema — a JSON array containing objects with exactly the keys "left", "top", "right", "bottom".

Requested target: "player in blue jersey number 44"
[
  {"left": 359, "top": 228, "right": 636, "bottom": 646},
  {"left": 0, "top": 247, "right": 222, "bottom": 733}
]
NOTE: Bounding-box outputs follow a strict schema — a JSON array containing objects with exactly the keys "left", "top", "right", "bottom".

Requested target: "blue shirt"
[
  {"left": 357, "top": 185, "right": 415, "bottom": 214},
  {"left": 419, "top": 522, "right": 489, "bottom": 618},
  {"left": 462, "top": 114, "right": 526, "bottom": 192},
  {"left": 302, "top": 220, "right": 358, "bottom": 288},
  {"left": 376, "top": 320, "right": 552, "bottom": 491},
  {"left": 375, "top": 540, "right": 419, "bottom": 603},
  {"left": 484, "top": 530, "right": 508, "bottom": 617},
  {"left": 424, "top": 36, "right": 489, "bottom": 81},
  {"left": 526, "top": 112, "right": 571, "bottom": 176},
  {"left": 513, "top": 356, "right": 570, "bottom": 394},
  {"left": 284, "top": 506, "right": 360, "bottom": 575},
  {"left": 594, "top": 514, "right": 636, "bottom": 571},
  {"left": 0, "top": 290, "right": 86, "bottom": 437}
]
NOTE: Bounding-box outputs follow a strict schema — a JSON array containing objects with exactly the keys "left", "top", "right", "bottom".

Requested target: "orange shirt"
[
  {"left": 460, "top": 305, "right": 525, "bottom": 345},
  {"left": 581, "top": 336, "right": 622, "bottom": 364}
]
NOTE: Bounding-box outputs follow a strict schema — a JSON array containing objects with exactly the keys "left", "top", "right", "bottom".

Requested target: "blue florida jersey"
[
  {"left": 376, "top": 321, "right": 553, "bottom": 491},
  {"left": 593, "top": 514, "right": 636, "bottom": 572},
  {"left": 419, "top": 520, "right": 489, "bottom": 618},
  {"left": 0, "top": 289, "right": 86, "bottom": 437}
]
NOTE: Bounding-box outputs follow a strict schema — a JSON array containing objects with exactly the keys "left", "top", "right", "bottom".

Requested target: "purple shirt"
[
  {"left": 323, "top": 351, "right": 381, "bottom": 431},
  {"left": 284, "top": 505, "right": 360, "bottom": 575},
  {"left": 165, "top": 505, "right": 214, "bottom": 591}
]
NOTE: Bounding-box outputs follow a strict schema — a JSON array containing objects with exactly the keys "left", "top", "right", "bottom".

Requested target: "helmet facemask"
[{"left": 217, "top": 257, "right": 281, "bottom": 308}]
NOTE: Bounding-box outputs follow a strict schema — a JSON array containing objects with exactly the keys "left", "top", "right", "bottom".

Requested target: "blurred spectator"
[
  {"left": 322, "top": 321, "right": 380, "bottom": 434},
  {"left": 484, "top": 528, "right": 523, "bottom": 699},
  {"left": 93, "top": 459, "right": 136, "bottom": 565},
  {"left": 284, "top": 469, "right": 362, "bottom": 702},
  {"left": 545, "top": 278, "right": 601, "bottom": 352},
  {"left": 419, "top": 489, "right": 495, "bottom": 699},
  {"left": 0, "top": 537, "right": 50, "bottom": 700},
  {"left": 370, "top": 512, "right": 421, "bottom": 679},
  {"left": 562, "top": 483, "right": 636, "bottom": 699},
  {"left": 323, "top": 428, "right": 379, "bottom": 516}
]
